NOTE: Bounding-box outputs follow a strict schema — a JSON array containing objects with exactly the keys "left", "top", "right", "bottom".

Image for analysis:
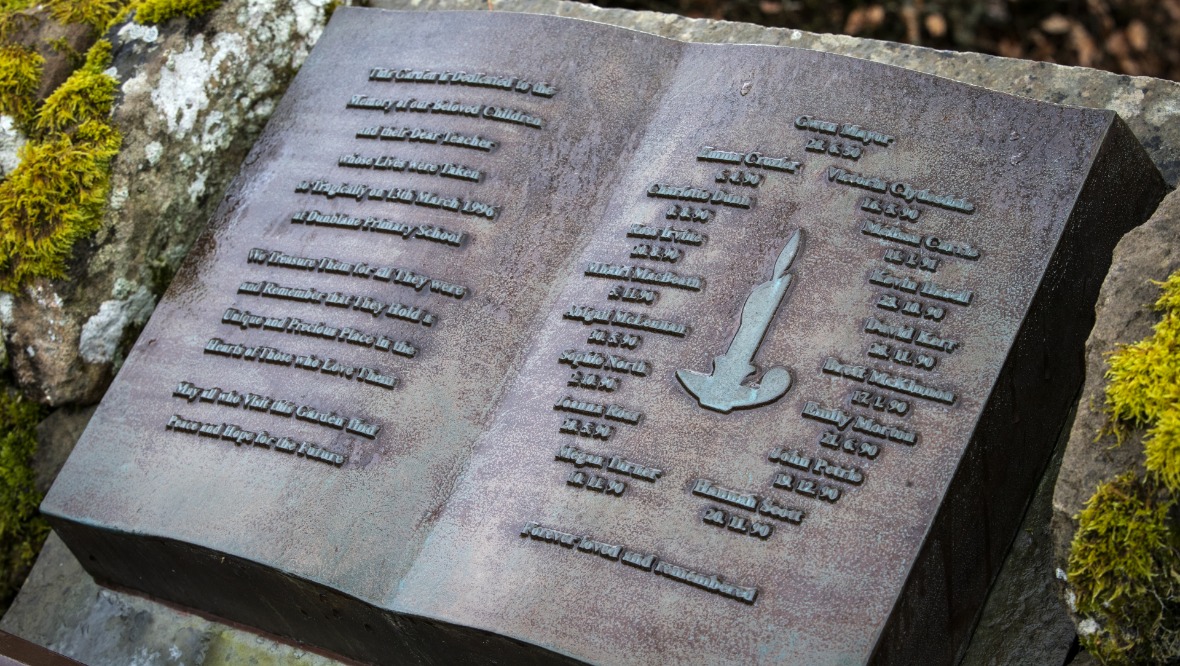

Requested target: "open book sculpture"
[{"left": 42, "top": 8, "right": 1166, "bottom": 665}]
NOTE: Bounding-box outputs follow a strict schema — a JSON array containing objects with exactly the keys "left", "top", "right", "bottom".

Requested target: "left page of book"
[{"left": 42, "top": 8, "right": 684, "bottom": 605}]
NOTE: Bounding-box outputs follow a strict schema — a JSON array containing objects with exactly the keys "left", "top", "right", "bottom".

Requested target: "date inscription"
[
  {"left": 702, "top": 507, "right": 773, "bottom": 539},
  {"left": 295, "top": 181, "right": 497, "bottom": 220}
]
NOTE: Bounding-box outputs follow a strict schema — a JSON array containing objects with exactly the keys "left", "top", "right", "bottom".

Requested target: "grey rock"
[
  {"left": 4, "top": 0, "right": 337, "bottom": 406},
  {"left": 4, "top": 7, "right": 98, "bottom": 104},
  {"left": 1051, "top": 189, "right": 1180, "bottom": 534},
  {"left": 1049, "top": 189, "right": 1180, "bottom": 640},
  {"left": 32, "top": 406, "right": 96, "bottom": 496},
  {"left": 76, "top": 282, "right": 156, "bottom": 366},
  {"left": 1068, "top": 649, "right": 1102, "bottom": 666}
]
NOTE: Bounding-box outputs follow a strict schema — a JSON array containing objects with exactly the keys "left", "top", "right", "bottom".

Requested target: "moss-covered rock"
[
  {"left": 0, "top": 389, "right": 46, "bottom": 613},
  {"left": 0, "top": 41, "right": 122, "bottom": 292},
  {"left": 0, "top": 0, "right": 330, "bottom": 624},
  {"left": 0, "top": 0, "right": 335, "bottom": 405},
  {"left": 1055, "top": 191, "right": 1180, "bottom": 664},
  {"left": 134, "top": 0, "right": 224, "bottom": 24},
  {"left": 0, "top": 44, "right": 42, "bottom": 127},
  {"left": 1068, "top": 473, "right": 1180, "bottom": 663},
  {"left": 1065, "top": 269, "right": 1180, "bottom": 664}
]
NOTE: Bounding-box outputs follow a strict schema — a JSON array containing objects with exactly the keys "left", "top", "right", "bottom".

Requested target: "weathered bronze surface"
[{"left": 41, "top": 8, "right": 1167, "bottom": 665}]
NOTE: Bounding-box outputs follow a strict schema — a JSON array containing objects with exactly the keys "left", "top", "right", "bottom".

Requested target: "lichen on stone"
[
  {"left": 0, "top": 0, "right": 230, "bottom": 295},
  {"left": 78, "top": 281, "right": 155, "bottom": 365}
]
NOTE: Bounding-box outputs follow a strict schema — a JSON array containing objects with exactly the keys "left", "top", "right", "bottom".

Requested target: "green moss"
[
  {"left": 45, "top": 36, "right": 85, "bottom": 71},
  {"left": 1105, "top": 271, "right": 1180, "bottom": 494},
  {"left": 0, "top": 390, "right": 47, "bottom": 610},
  {"left": 1157, "top": 272, "right": 1180, "bottom": 317},
  {"left": 47, "top": 0, "right": 125, "bottom": 31},
  {"left": 1146, "top": 409, "right": 1180, "bottom": 494},
  {"left": 134, "top": 0, "right": 223, "bottom": 24},
  {"left": 1105, "top": 316, "right": 1180, "bottom": 428},
  {"left": 0, "top": 0, "right": 227, "bottom": 293},
  {"left": 1073, "top": 270, "right": 1180, "bottom": 663},
  {"left": 323, "top": 0, "right": 341, "bottom": 21},
  {"left": 0, "top": 39, "right": 121, "bottom": 292},
  {"left": 0, "top": 44, "right": 42, "bottom": 127},
  {"left": 1106, "top": 277, "right": 1180, "bottom": 428},
  {"left": 34, "top": 40, "right": 115, "bottom": 134},
  {"left": 0, "top": 0, "right": 35, "bottom": 14},
  {"left": 1068, "top": 473, "right": 1180, "bottom": 665}
]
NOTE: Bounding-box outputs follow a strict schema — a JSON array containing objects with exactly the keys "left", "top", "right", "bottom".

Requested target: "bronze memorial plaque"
[{"left": 41, "top": 8, "right": 1167, "bottom": 665}]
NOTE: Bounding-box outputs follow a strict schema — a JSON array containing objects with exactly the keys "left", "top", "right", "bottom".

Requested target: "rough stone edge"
[{"left": 1050, "top": 189, "right": 1180, "bottom": 616}]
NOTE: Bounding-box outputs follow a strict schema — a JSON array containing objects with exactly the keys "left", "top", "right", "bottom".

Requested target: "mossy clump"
[
  {"left": 0, "top": 0, "right": 228, "bottom": 293},
  {"left": 47, "top": 0, "right": 125, "bottom": 31},
  {"left": 0, "top": 40, "right": 121, "bottom": 292},
  {"left": 33, "top": 40, "right": 116, "bottom": 134},
  {"left": 1105, "top": 302, "right": 1180, "bottom": 429},
  {"left": 1068, "top": 270, "right": 1180, "bottom": 664},
  {"left": 134, "top": 0, "right": 223, "bottom": 24},
  {"left": 1106, "top": 274, "right": 1180, "bottom": 492},
  {"left": 0, "top": 389, "right": 47, "bottom": 610},
  {"left": 1068, "top": 473, "right": 1180, "bottom": 664},
  {"left": 0, "top": 44, "right": 42, "bottom": 127}
]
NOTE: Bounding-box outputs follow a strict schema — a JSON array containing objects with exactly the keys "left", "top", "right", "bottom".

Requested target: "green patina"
[{"left": 1068, "top": 271, "right": 1180, "bottom": 664}]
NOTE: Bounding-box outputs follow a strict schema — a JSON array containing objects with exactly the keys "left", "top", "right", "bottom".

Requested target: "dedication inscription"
[{"left": 42, "top": 8, "right": 1166, "bottom": 666}]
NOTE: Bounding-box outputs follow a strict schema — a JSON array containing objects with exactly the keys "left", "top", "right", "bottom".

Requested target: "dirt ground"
[{"left": 590, "top": 0, "right": 1180, "bottom": 81}]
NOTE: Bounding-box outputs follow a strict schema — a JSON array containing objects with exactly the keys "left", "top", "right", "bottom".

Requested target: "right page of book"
[{"left": 396, "top": 32, "right": 1117, "bottom": 665}]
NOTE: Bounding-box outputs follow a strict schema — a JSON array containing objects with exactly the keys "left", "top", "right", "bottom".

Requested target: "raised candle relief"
[
  {"left": 41, "top": 8, "right": 1167, "bottom": 666},
  {"left": 676, "top": 229, "right": 800, "bottom": 413}
]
